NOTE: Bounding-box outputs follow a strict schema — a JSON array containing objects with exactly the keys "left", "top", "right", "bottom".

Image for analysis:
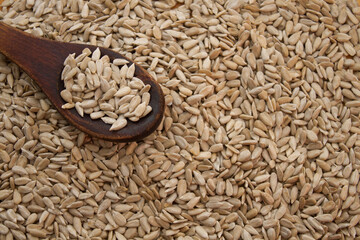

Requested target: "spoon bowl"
[{"left": 0, "top": 22, "right": 165, "bottom": 142}]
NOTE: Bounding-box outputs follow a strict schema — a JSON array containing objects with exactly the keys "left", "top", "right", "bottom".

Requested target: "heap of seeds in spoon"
[{"left": 60, "top": 47, "right": 152, "bottom": 131}]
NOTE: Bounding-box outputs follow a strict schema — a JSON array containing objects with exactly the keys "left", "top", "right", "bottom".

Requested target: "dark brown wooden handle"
[
  {"left": 0, "top": 22, "right": 52, "bottom": 71},
  {"left": 0, "top": 22, "right": 70, "bottom": 88}
]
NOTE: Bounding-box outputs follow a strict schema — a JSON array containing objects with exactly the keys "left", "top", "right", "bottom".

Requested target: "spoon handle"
[{"left": 0, "top": 21, "right": 68, "bottom": 85}]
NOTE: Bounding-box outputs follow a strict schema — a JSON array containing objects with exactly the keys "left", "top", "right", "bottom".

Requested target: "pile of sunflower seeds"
[
  {"left": 60, "top": 47, "right": 152, "bottom": 131},
  {"left": 1, "top": 0, "right": 360, "bottom": 239}
]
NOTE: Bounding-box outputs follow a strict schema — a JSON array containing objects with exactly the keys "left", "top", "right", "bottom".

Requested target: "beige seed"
[
  {"left": 110, "top": 117, "right": 127, "bottom": 131},
  {"left": 101, "top": 88, "right": 117, "bottom": 101},
  {"left": 92, "top": 47, "right": 101, "bottom": 61},
  {"left": 98, "top": 199, "right": 111, "bottom": 214},
  {"left": 113, "top": 59, "right": 129, "bottom": 65},
  {"left": 126, "top": 64, "right": 135, "bottom": 79},
  {"left": 195, "top": 226, "right": 208, "bottom": 239},
  {"left": 90, "top": 111, "right": 105, "bottom": 119},
  {"left": 134, "top": 102, "right": 147, "bottom": 117},
  {"left": 114, "top": 86, "right": 131, "bottom": 97},
  {"left": 60, "top": 89, "right": 73, "bottom": 103}
]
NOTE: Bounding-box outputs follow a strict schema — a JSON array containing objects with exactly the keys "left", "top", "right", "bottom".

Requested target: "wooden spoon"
[{"left": 0, "top": 21, "right": 165, "bottom": 142}]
